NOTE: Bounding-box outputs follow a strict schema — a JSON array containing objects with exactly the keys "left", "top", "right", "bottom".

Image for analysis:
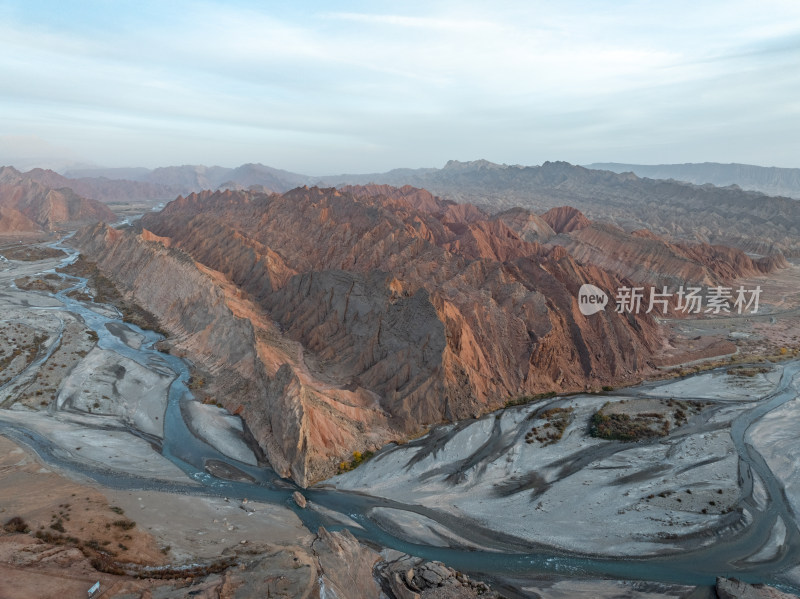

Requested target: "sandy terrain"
[
  {"left": 657, "top": 263, "right": 800, "bottom": 370},
  {"left": 0, "top": 252, "right": 97, "bottom": 413},
  {"left": 104, "top": 488, "right": 311, "bottom": 562},
  {"left": 519, "top": 579, "right": 701, "bottom": 599},
  {"left": 0, "top": 435, "right": 165, "bottom": 598},
  {"left": 0, "top": 243, "right": 330, "bottom": 598},
  {"left": 369, "top": 507, "right": 486, "bottom": 549},
  {"left": 0, "top": 436, "right": 166, "bottom": 562},
  {"left": 640, "top": 366, "right": 783, "bottom": 401},
  {"left": 747, "top": 394, "right": 800, "bottom": 517},
  {"left": 182, "top": 399, "right": 257, "bottom": 465},
  {"left": 57, "top": 346, "right": 173, "bottom": 437},
  {"left": 0, "top": 409, "right": 189, "bottom": 481},
  {"left": 0, "top": 434, "right": 326, "bottom": 599},
  {"left": 746, "top": 516, "right": 787, "bottom": 564},
  {"left": 105, "top": 321, "right": 145, "bottom": 349},
  {"left": 330, "top": 368, "right": 782, "bottom": 557}
]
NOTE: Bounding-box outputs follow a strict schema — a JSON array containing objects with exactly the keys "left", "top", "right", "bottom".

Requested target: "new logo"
[{"left": 578, "top": 284, "right": 608, "bottom": 316}]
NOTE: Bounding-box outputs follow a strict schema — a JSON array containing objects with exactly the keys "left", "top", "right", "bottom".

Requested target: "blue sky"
[{"left": 0, "top": 0, "right": 798, "bottom": 173}]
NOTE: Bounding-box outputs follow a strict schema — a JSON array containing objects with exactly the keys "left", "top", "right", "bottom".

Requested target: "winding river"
[{"left": 1, "top": 237, "right": 799, "bottom": 596}]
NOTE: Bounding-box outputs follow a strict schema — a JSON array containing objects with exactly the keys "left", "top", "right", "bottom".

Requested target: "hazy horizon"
[
  {"left": 6, "top": 157, "right": 800, "bottom": 181},
  {"left": 1, "top": 0, "right": 798, "bottom": 173}
]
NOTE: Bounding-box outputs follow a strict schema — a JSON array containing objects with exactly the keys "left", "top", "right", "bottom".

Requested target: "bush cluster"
[
  {"left": 525, "top": 406, "right": 574, "bottom": 446},
  {"left": 590, "top": 411, "right": 669, "bottom": 441},
  {"left": 3, "top": 516, "right": 29, "bottom": 533},
  {"left": 337, "top": 449, "right": 375, "bottom": 474}
]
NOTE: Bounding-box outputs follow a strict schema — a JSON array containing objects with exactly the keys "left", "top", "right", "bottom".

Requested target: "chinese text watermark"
[{"left": 578, "top": 284, "right": 762, "bottom": 316}]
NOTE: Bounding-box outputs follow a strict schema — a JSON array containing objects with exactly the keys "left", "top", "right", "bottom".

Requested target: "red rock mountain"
[
  {"left": 0, "top": 205, "right": 40, "bottom": 234},
  {"left": 0, "top": 166, "right": 115, "bottom": 232},
  {"left": 538, "top": 220, "right": 786, "bottom": 288},
  {"left": 70, "top": 185, "right": 780, "bottom": 485},
  {"left": 7, "top": 166, "right": 180, "bottom": 203},
  {"left": 492, "top": 207, "right": 556, "bottom": 243},
  {"left": 72, "top": 186, "right": 661, "bottom": 484},
  {"left": 541, "top": 206, "right": 591, "bottom": 234}
]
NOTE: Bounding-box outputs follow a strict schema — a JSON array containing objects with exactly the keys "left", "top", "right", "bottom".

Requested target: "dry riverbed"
[{"left": 330, "top": 364, "right": 798, "bottom": 568}]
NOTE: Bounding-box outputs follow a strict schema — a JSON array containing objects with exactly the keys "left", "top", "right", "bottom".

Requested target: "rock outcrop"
[
  {"left": 139, "top": 183, "right": 662, "bottom": 392},
  {"left": 716, "top": 577, "right": 799, "bottom": 599},
  {"left": 588, "top": 161, "right": 800, "bottom": 200},
  {"left": 0, "top": 205, "right": 40, "bottom": 233},
  {"left": 492, "top": 206, "right": 556, "bottom": 243},
  {"left": 312, "top": 527, "right": 381, "bottom": 599},
  {"left": 376, "top": 553, "right": 500, "bottom": 599},
  {"left": 541, "top": 205, "right": 591, "bottom": 233},
  {"left": 544, "top": 220, "right": 786, "bottom": 288},
  {"left": 59, "top": 162, "right": 314, "bottom": 201}
]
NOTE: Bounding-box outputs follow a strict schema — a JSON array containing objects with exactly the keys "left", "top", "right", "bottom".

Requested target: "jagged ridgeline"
[{"left": 323, "top": 160, "right": 800, "bottom": 259}]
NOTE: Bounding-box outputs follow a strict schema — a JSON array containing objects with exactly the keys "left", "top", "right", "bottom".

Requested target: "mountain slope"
[{"left": 0, "top": 166, "right": 115, "bottom": 232}]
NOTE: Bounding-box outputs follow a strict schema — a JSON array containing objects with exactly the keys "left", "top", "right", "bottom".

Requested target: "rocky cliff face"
[
  {"left": 0, "top": 205, "right": 40, "bottom": 233},
  {"left": 539, "top": 219, "right": 786, "bottom": 288},
  {"left": 0, "top": 167, "right": 115, "bottom": 232},
  {"left": 73, "top": 184, "right": 770, "bottom": 486}
]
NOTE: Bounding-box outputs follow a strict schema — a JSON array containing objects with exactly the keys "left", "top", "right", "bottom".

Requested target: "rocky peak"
[
  {"left": 541, "top": 205, "right": 591, "bottom": 233},
  {"left": 442, "top": 158, "right": 506, "bottom": 171}
]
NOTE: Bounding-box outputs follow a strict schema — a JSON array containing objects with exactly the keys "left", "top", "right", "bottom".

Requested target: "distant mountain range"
[
  {"left": 64, "top": 163, "right": 313, "bottom": 200},
  {"left": 4, "top": 159, "right": 800, "bottom": 256},
  {"left": 59, "top": 159, "right": 800, "bottom": 204},
  {"left": 0, "top": 166, "right": 114, "bottom": 233},
  {"left": 322, "top": 160, "right": 800, "bottom": 257},
  {"left": 586, "top": 162, "right": 800, "bottom": 199}
]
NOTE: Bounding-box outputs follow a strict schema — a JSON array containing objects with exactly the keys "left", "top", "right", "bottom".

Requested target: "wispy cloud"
[
  {"left": 322, "top": 12, "right": 495, "bottom": 32},
  {"left": 0, "top": 0, "right": 798, "bottom": 171}
]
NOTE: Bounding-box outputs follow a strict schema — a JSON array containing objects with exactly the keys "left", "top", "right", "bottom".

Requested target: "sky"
[{"left": 0, "top": 0, "right": 798, "bottom": 174}]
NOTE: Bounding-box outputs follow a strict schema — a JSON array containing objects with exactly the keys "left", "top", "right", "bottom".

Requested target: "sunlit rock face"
[{"left": 75, "top": 183, "right": 773, "bottom": 486}]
